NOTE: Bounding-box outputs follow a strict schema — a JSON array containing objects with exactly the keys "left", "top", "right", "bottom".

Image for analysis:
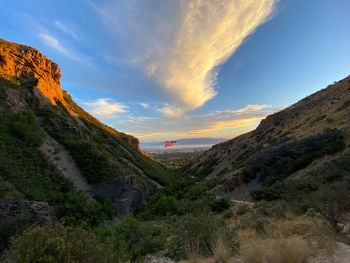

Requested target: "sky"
[{"left": 1, "top": 0, "right": 350, "bottom": 142}]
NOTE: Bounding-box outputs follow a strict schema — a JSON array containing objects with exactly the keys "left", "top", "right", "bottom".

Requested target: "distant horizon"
[{"left": 140, "top": 137, "right": 229, "bottom": 144}]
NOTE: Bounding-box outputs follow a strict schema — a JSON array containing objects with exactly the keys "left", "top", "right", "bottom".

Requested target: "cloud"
[
  {"left": 139, "top": 103, "right": 150, "bottom": 109},
  {"left": 38, "top": 33, "right": 71, "bottom": 56},
  {"left": 54, "top": 20, "right": 79, "bottom": 40},
  {"left": 157, "top": 104, "right": 184, "bottom": 118},
  {"left": 91, "top": 0, "right": 278, "bottom": 114},
  {"left": 115, "top": 104, "right": 282, "bottom": 141},
  {"left": 38, "top": 32, "right": 85, "bottom": 62},
  {"left": 81, "top": 98, "right": 128, "bottom": 119},
  {"left": 213, "top": 104, "right": 271, "bottom": 115}
]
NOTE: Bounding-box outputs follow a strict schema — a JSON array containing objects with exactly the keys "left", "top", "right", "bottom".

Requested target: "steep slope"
[
  {"left": 183, "top": 75, "right": 350, "bottom": 200},
  {"left": 0, "top": 38, "right": 173, "bottom": 216}
]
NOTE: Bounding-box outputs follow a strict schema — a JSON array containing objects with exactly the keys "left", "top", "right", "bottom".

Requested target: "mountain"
[
  {"left": 182, "top": 75, "right": 350, "bottom": 200},
  {"left": 0, "top": 38, "right": 174, "bottom": 217}
]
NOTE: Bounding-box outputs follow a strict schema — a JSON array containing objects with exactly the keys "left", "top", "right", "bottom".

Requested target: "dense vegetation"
[
  {"left": 0, "top": 110, "right": 118, "bottom": 253},
  {"left": 0, "top": 109, "right": 237, "bottom": 261},
  {"left": 1, "top": 73, "right": 350, "bottom": 262}
]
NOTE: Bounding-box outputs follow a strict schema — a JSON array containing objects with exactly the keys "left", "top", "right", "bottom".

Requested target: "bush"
[
  {"left": 0, "top": 212, "right": 31, "bottom": 253},
  {"left": 210, "top": 198, "right": 230, "bottom": 213},
  {"left": 252, "top": 219, "right": 266, "bottom": 234},
  {"left": 310, "top": 187, "right": 350, "bottom": 232},
  {"left": 152, "top": 195, "right": 179, "bottom": 216},
  {"left": 57, "top": 192, "right": 118, "bottom": 226},
  {"left": 236, "top": 205, "right": 250, "bottom": 215},
  {"left": 170, "top": 213, "right": 239, "bottom": 260},
  {"left": 3, "top": 223, "right": 115, "bottom": 263},
  {"left": 103, "top": 218, "right": 168, "bottom": 262}
]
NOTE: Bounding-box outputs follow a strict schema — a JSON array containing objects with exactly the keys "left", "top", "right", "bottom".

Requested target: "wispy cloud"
[
  {"left": 54, "top": 20, "right": 79, "bottom": 40},
  {"left": 82, "top": 98, "right": 128, "bottom": 119},
  {"left": 38, "top": 32, "right": 86, "bottom": 63},
  {"left": 91, "top": 0, "right": 278, "bottom": 114},
  {"left": 116, "top": 104, "right": 282, "bottom": 141},
  {"left": 38, "top": 33, "right": 71, "bottom": 56},
  {"left": 157, "top": 104, "right": 184, "bottom": 118}
]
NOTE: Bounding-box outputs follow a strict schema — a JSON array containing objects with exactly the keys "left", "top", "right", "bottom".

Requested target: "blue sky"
[{"left": 1, "top": 0, "right": 350, "bottom": 142}]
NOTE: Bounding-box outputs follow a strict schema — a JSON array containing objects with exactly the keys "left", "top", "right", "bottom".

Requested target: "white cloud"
[
  {"left": 38, "top": 32, "right": 85, "bottom": 62},
  {"left": 214, "top": 104, "right": 271, "bottom": 115},
  {"left": 82, "top": 98, "right": 128, "bottom": 119},
  {"left": 38, "top": 33, "right": 70, "bottom": 56},
  {"left": 115, "top": 104, "right": 282, "bottom": 141},
  {"left": 54, "top": 20, "right": 79, "bottom": 40},
  {"left": 139, "top": 103, "right": 150, "bottom": 109},
  {"left": 91, "top": 0, "right": 278, "bottom": 114},
  {"left": 157, "top": 104, "right": 184, "bottom": 118}
]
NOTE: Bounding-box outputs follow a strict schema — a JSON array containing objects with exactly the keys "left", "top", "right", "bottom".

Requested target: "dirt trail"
[
  {"left": 333, "top": 242, "right": 350, "bottom": 263},
  {"left": 230, "top": 199, "right": 255, "bottom": 208},
  {"left": 40, "top": 135, "right": 92, "bottom": 197}
]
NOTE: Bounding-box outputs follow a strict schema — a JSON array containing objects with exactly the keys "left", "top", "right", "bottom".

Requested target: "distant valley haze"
[{"left": 140, "top": 137, "right": 228, "bottom": 150}]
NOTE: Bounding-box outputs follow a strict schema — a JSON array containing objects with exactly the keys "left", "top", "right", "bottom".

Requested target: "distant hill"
[{"left": 182, "top": 75, "right": 350, "bottom": 201}]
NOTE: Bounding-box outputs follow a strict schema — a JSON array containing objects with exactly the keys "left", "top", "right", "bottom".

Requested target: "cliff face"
[
  {"left": 0, "top": 38, "right": 140, "bottom": 150},
  {"left": 0, "top": 38, "right": 171, "bottom": 216},
  {"left": 0, "top": 39, "right": 65, "bottom": 108}
]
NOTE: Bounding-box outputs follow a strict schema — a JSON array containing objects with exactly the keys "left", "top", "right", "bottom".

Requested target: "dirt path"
[
  {"left": 40, "top": 135, "right": 92, "bottom": 197},
  {"left": 230, "top": 199, "right": 255, "bottom": 208},
  {"left": 120, "top": 158, "right": 163, "bottom": 189},
  {"left": 333, "top": 242, "right": 350, "bottom": 263}
]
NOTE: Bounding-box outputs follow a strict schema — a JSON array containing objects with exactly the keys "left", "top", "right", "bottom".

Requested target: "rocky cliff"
[
  {"left": 0, "top": 39, "right": 65, "bottom": 108},
  {"left": 0, "top": 38, "right": 172, "bottom": 217},
  {"left": 0, "top": 38, "right": 140, "bottom": 150}
]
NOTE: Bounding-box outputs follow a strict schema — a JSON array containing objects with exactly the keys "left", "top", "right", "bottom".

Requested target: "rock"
[
  {"left": 0, "top": 39, "right": 141, "bottom": 151},
  {"left": 0, "top": 39, "right": 66, "bottom": 109},
  {"left": 0, "top": 199, "right": 51, "bottom": 224},
  {"left": 143, "top": 255, "right": 174, "bottom": 263},
  {"left": 0, "top": 88, "right": 28, "bottom": 113},
  {"left": 92, "top": 175, "right": 152, "bottom": 216}
]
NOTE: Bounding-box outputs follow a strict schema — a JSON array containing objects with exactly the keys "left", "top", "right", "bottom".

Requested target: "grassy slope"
[{"left": 182, "top": 75, "right": 350, "bottom": 200}]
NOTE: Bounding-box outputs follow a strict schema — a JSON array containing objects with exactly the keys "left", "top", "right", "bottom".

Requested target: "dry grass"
[
  {"left": 265, "top": 216, "right": 336, "bottom": 254},
  {"left": 183, "top": 239, "right": 201, "bottom": 263},
  {"left": 179, "top": 258, "right": 215, "bottom": 263},
  {"left": 242, "top": 237, "right": 311, "bottom": 263},
  {"left": 212, "top": 235, "right": 231, "bottom": 263}
]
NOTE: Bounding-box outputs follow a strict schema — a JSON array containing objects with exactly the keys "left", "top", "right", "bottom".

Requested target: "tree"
[{"left": 310, "top": 187, "right": 350, "bottom": 232}]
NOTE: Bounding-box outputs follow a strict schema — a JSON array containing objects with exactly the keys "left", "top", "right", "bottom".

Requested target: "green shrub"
[
  {"left": 57, "top": 192, "right": 118, "bottom": 226},
  {"left": 0, "top": 211, "right": 31, "bottom": 253},
  {"left": 211, "top": 198, "right": 231, "bottom": 213},
  {"left": 170, "top": 213, "right": 239, "bottom": 259},
  {"left": 3, "top": 223, "right": 114, "bottom": 263},
  {"left": 152, "top": 195, "right": 179, "bottom": 216},
  {"left": 236, "top": 205, "right": 250, "bottom": 215},
  {"left": 252, "top": 218, "right": 266, "bottom": 234},
  {"left": 103, "top": 218, "right": 168, "bottom": 262}
]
